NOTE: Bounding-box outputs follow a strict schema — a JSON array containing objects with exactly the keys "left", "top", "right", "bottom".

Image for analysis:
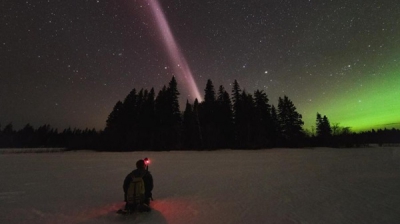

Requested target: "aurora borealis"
[
  {"left": 1, "top": 0, "right": 399, "bottom": 132},
  {"left": 300, "top": 66, "right": 400, "bottom": 132}
]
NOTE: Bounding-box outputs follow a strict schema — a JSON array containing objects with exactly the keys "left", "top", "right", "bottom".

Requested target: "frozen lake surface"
[{"left": 1, "top": 147, "right": 400, "bottom": 224}]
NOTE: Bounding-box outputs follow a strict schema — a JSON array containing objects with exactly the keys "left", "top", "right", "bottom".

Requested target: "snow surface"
[{"left": 1, "top": 148, "right": 400, "bottom": 224}]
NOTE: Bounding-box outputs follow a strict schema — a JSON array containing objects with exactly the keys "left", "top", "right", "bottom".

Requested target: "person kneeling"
[{"left": 123, "top": 159, "right": 153, "bottom": 213}]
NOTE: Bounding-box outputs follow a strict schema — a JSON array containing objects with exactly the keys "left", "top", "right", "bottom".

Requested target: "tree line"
[
  {"left": 0, "top": 124, "right": 97, "bottom": 149},
  {"left": 102, "top": 77, "right": 305, "bottom": 150},
  {"left": 1, "top": 77, "right": 399, "bottom": 150},
  {"left": 310, "top": 112, "right": 400, "bottom": 147}
]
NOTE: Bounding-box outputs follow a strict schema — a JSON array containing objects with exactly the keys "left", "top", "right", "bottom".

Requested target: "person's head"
[{"left": 136, "top": 159, "right": 145, "bottom": 169}]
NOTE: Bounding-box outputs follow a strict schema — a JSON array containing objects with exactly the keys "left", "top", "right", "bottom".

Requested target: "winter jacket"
[{"left": 123, "top": 169, "right": 153, "bottom": 200}]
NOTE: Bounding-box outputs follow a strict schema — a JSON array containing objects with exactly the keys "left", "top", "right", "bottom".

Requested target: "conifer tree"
[
  {"left": 316, "top": 113, "right": 323, "bottom": 137},
  {"left": 167, "top": 76, "right": 181, "bottom": 124},
  {"left": 193, "top": 98, "right": 203, "bottom": 148},
  {"left": 202, "top": 79, "right": 217, "bottom": 123},
  {"left": 155, "top": 85, "right": 168, "bottom": 126},
  {"left": 204, "top": 79, "right": 216, "bottom": 105},
  {"left": 18, "top": 124, "right": 35, "bottom": 147},
  {"left": 120, "top": 88, "right": 141, "bottom": 149},
  {"left": 277, "top": 95, "right": 304, "bottom": 146},
  {"left": 201, "top": 79, "right": 218, "bottom": 148},
  {"left": 104, "top": 101, "right": 125, "bottom": 150},
  {"left": 3, "top": 123, "right": 14, "bottom": 135},
  {"left": 122, "top": 88, "right": 138, "bottom": 135},
  {"left": 216, "top": 85, "right": 233, "bottom": 148},
  {"left": 154, "top": 77, "right": 182, "bottom": 149},
  {"left": 254, "top": 90, "right": 272, "bottom": 147},
  {"left": 231, "top": 80, "right": 242, "bottom": 147},
  {"left": 105, "top": 101, "right": 124, "bottom": 132},
  {"left": 270, "top": 105, "right": 280, "bottom": 144},
  {"left": 138, "top": 88, "right": 156, "bottom": 149},
  {"left": 154, "top": 86, "right": 168, "bottom": 149},
  {"left": 231, "top": 80, "right": 242, "bottom": 121},
  {"left": 316, "top": 113, "right": 332, "bottom": 146},
  {"left": 240, "top": 90, "right": 256, "bottom": 148},
  {"left": 322, "top": 115, "right": 332, "bottom": 137},
  {"left": 183, "top": 100, "right": 195, "bottom": 148}
]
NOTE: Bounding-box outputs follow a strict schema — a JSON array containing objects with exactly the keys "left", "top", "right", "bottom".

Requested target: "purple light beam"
[{"left": 148, "top": 0, "right": 203, "bottom": 102}]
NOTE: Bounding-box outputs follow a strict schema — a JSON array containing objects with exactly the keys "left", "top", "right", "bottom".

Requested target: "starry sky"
[{"left": 2, "top": 0, "right": 399, "bottom": 132}]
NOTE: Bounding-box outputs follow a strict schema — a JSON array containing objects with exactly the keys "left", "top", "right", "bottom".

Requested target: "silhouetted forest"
[{"left": 1, "top": 77, "right": 399, "bottom": 150}]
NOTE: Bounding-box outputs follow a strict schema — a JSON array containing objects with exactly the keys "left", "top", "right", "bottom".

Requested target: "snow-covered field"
[{"left": 1, "top": 148, "right": 400, "bottom": 224}]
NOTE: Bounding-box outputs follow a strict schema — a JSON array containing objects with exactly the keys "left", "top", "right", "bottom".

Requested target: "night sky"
[{"left": 2, "top": 0, "right": 399, "bottom": 132}]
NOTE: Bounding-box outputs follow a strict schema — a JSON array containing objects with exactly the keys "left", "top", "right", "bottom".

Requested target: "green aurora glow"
[{"left": 301, "top": 67, "right": 400, "bottom": 132}]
